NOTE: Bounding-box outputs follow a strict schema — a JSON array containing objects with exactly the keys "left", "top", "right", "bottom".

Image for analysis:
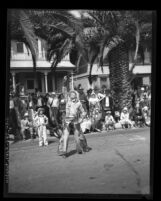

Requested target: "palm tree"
[
  {"left": 78, "top": 10, "right": 152, "bottom": 111},
  {"left": 8, "top": 9, "right": 38, "bottom": 69},
  {"left": 30, "top": 10, "right": 152, "bottom": 111},
  {"left": 9, "top": 9, "right": 152, "bottom": 111}
]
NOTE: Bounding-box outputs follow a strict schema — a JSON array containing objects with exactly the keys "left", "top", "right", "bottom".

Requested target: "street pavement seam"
[{"left": 115, "top": 149, "right": 142, "bottom": 194}]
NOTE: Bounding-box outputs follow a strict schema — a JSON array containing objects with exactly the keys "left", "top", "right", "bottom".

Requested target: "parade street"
[{"left": 8, "top": 127, "right": 150, "bottom": 195}]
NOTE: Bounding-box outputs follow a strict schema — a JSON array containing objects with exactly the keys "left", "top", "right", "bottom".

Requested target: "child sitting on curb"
[
  {"left": 142, "top": 106, "right": 151, "bottom": 127},
  {"left": 105, "top": 110, "right": 116, "bottom": 130},
  {"left": 80, "top": 115, "right": 92, "bottom": 134},
  {"left": 120, "top": 107, "right": 133, "bottom": 129},
  {"left": 20, "top": 112, "right": 34, "bottom": 140}
]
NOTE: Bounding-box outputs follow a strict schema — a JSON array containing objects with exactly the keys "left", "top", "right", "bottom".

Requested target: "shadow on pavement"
[
  {"left": 48, "top": 140, "right": 56, "bottom": 145},
  {"left": 66, "top": 150, "right": 77, "bottom": 157},
  {"left": 66, "top": 147, "right": 92, "bottom": 158}
]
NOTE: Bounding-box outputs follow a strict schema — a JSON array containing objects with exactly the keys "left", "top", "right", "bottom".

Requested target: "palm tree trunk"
[{"left": 108, "top": 43, "right": 132, "bottom": 111}]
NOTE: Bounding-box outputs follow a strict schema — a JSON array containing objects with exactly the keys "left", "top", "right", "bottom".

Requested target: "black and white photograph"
[{"left": 4, "top": 9, "right": 154, "bottom": 198}]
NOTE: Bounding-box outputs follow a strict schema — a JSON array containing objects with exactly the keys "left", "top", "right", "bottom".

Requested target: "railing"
[{"left": 11, "top": 51, "right": 70, "bottom": 61}]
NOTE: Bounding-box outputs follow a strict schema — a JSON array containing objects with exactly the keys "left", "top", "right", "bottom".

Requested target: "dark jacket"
[{"left": 101, "top": 96, "right": 113, "bottom": 111}]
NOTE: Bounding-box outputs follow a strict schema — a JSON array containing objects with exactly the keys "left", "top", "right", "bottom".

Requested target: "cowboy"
[
  {"left": 58, "top": 90, "right": 90, "bottom": 158},
  {"left": 34, "top": 107, "right": 48, "bottom": 146}
]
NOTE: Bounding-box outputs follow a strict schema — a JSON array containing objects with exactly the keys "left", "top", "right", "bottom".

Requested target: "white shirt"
[
  {"left": 89, "top": 97, "right": 99, "bottom": 105},
  {"left": 105, "top": 115, "right": 115, "bottom": 123},
  {"left": 120, "top": 112, "right": 129, "bottom": 120},
  {"left": 97, "top": 93, "right": 105, "bottom": 101},
  {"left": 105, "top": 96, "right": 109, "bottom": 107},
  {"left": 10, "top": 100, "right": 14, "bottom": 109},
  {"left": 48, "top": 97, "right": 59, "bottom": 108},
  {"left": 52, "top": 98, "right": 59, "bottom": 107},
  {"left": 37, "top": 98, "right": 43, "bottom": 106},
  {"left": 29, "top": 101, "right": 33, "bottom": 107},
  {"left": 34, "top": 115, "right": 48, "bottom": 127}
]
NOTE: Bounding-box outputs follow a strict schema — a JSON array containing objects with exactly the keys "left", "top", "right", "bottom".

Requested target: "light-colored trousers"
[
  {"left": 105, "top": 120, "right": 115, "bottom": 129},
  {"left": 59, "top": 123, "right": 85, "bottom": 153},
  {"left": 21, "top": 127, "right": 33, "bottom": 139},
  {"left": 38, "top": 125, "right": 48, "bottom": 146},
  {"left": 120, "top": 119, "right": 133, "bottom": 126}
]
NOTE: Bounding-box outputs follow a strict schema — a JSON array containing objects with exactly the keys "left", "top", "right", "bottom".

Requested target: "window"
[
  {"left": 27, "top": 80, "right": 34, "bottom": 90},
  {"left": 101, "top": 77, "right": 107, "bottom": 82},
  {"left": 16, "top": 42, "right": 24, "bottom": 53}
]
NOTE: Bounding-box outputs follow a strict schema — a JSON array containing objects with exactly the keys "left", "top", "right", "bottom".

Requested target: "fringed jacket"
[{"left": 65, "top": 91, "right": 86, "bottom": 124}]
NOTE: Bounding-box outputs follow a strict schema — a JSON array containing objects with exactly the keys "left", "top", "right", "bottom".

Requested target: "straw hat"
[
  {"left": 106, "top": 110, "right": 111, "bottom": 114},
  {"left": 123, "top": 107, "right": 128, "bottom": 111},
  {"left": 142, "top": 106, "right": 148, "bottom": 111}
]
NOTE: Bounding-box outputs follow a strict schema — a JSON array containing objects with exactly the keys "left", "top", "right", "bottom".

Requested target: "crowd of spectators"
[{"left": 8, "top": 84, "right": 151, "bottom": 142}]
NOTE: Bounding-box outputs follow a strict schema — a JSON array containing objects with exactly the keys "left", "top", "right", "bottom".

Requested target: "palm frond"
[
  {"left": 9, "top": 9, "right": 38, "bottom": 70},
  {"left": 19, "top": 10, "right": 38, "bottom": 70},
  {"left": 102, "top": 35, "right": 124, "bottom": 61}
]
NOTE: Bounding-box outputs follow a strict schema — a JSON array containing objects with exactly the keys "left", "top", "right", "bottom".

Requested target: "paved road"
[{"left": 8, "top": 127, "right": 150, "bottom": 195}]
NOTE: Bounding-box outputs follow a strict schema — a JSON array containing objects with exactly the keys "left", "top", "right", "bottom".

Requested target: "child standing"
[
  {"left": 105, "top": 110, "right": 116, "bottom": 130},
  {"left": 34, "top": 107, "right": 48, "bottom": 146}
]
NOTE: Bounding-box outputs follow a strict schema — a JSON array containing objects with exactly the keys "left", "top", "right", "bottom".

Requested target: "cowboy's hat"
[
  {"left": 37, "top": 107, "right": 45, "bottom": 113},
  {"left": 24, "top": 112, "right": 29, "bottom": 117}
]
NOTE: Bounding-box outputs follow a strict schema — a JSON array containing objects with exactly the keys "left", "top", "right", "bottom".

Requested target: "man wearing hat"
[
  {"left": 36, "top": 92, "right": 44, "bottom": 111},
  {"left": 101, "top": 89, "right": 113, "bottom": 119},
  {"left": 20, "top": 112, "right": 33, "bottom": 140},
  {"left": 47, "top": 92, "right": 59, "bottom": 126},
  {"left": 58, "top": 90, "right": 90, "bottom": 157},
  {"left": 120, "top": 107, "right": 133, "bottom": 129},
  {"left": 34, "top": 107, "right": 49, "bottom": 146},
  {"left": 105, "top": 110, "right": 116, "bottom": 130},
  {"left": 113, "top": 99, "right": 121, "bottom": 123}
]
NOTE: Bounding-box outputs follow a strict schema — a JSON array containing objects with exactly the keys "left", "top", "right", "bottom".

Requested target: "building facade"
[
  {"left": 73, "top": 49, "right": 151, "bottom": 91},
  {"left": 10, "top": 39, "right": 75, "bottom": 95},
  {"left": 10, "top": 39, "right": 151, "bottom": 95}
]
